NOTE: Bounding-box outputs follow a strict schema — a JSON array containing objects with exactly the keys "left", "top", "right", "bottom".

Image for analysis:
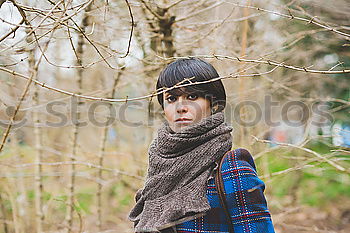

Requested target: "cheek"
[
  {"left": 190, "top": 100, "right": 211, "bottom": 119},
  {"left": 201, "top": 102, "right": 211, "bottom": 117},
  {"left": 163, "top": 105, "right": 175, "bottom": 122},
  {"left": 203, "top": 100, "right": 211, "bottom": 112}
]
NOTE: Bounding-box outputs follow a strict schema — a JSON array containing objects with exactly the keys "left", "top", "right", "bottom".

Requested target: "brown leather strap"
[{"left": 215, "top": 154, "right": 235, "bottom": 233}]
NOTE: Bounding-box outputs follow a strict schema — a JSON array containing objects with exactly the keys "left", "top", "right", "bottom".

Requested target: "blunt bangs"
[
  {"left": 165, "top": 86, "right": 208, "bottom": 99},
  {"left": 156, "top": 58, "right": 226, "bottom": 111}
]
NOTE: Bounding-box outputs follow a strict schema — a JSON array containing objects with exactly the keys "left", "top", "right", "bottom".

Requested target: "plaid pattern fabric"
[{"left": 175, "top": 148, "right": 275, "bottom": 233}]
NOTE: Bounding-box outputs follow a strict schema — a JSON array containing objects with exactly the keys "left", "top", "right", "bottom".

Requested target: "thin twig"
[
  {"left": 223, "top": 1, "right": 350, "bottom": 39},
  {"left": 119, "top": 0, "right": 134, "bottom": 58},
  {"left": 252, "top": 136, "right": 347, "bottom": 172},
  {"left": 13, "top": 162, "right": 143, "bottom": 180},
  {"left": 0, "top": 18, "right": 24, "bottom": 43},
  {"left": 160, "top": 54, "right": 350, "bottom": 74},
  {"left": 175, "top": 1, "right": 224, "bottom": 22},
  {"left": 0, "top": 65, "right": 282, "bottom": 103},
  {"left": 46, "top": 0, "right": 118, "bottom": 69}
]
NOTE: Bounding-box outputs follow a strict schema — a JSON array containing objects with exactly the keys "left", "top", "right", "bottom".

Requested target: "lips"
[{"left": 175, "top": 118, "right": 192, "bottom": 122}]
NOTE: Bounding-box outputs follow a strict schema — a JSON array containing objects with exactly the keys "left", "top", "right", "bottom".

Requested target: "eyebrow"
[
  {"left": 164, "top": 92, "right": 180, "bottom": 97},
  {"left": 165, "top": 89, "right": 198, "bottom": 97}
]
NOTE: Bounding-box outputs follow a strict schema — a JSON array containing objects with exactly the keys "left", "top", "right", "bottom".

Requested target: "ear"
[{"left": 211, "top": 104, "right": 219, "bottom": 114}]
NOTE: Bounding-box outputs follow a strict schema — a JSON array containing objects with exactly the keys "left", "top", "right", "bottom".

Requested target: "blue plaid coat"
[{"left": 163, "top": 148, "right": 275, "bottom": 233}]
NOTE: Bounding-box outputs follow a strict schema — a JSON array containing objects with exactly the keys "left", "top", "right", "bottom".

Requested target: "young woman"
[{"left": 128, "top": 58, "right": 275, "bottom": 233}]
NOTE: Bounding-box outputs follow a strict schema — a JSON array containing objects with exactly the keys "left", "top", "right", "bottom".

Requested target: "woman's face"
[{"left": 163, "top": 91, "right": 211, "bottom": 132}]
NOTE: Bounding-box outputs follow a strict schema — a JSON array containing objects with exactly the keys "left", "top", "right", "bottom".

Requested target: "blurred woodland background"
[{"left": 0, "top": 0, "right": 349, "bottom": 232}]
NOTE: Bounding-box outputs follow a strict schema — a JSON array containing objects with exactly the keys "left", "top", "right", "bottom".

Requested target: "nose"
[{"left": 176, "top": 96, "right": 188, "bottom": 113}]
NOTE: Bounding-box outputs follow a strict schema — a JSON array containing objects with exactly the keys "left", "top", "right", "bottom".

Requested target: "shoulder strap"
[{"left": 215, "top": 152, "right": 235, "bottom": 233}]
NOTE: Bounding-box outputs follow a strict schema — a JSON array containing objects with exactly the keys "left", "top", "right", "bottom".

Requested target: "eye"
[
  {"left": 187, "top": 94, "right": 198, "bottom": 100},
  {"left": 166, "top": 95, "right": 177, "bottom": 103}
]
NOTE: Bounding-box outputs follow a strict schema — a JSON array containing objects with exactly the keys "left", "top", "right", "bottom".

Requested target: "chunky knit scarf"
[{"left": 128, "top": 111, "right": 233, "bottom": 232}]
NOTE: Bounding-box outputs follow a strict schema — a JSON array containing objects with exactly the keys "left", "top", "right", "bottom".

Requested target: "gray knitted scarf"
[{"left": 128, "top": 111, "right": 233, "bottom": 232}]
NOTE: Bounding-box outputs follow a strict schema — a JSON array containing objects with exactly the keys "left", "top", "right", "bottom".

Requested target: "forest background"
[{"left": 0, "top": 0, "right": 349, "bottom": 232}]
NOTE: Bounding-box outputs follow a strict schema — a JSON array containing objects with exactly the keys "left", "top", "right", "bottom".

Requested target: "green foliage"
[
  {"left": 1, "top": 196, "right": 12, "bottom": 212},
  {"left": 27, "top": 190, "right": 35, "bottom": 201},
  {"left": 27, "top": 190, "right": 52, "bottom": 203},
  {"left": 299, "top": 164, "right": 350, "bottom": 206},
  {"left": 258, "top": 144, "right": 349, "bottom": 207},
  {"left": 43, "top": 191, "right": 52, "bottom": 201},
  {"left": 76, "top": 192, "right": 94, "bottom": 214},
  {"left": 54, "top": 195, "right": 68, "bottom": 212},
  {"left": 110, "top": 181, "right": 133, "bottom": 212}
]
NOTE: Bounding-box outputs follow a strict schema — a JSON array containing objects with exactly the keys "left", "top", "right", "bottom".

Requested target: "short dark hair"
[{"left": 156, "top": 58, "right": 226, "bottom": 112}]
